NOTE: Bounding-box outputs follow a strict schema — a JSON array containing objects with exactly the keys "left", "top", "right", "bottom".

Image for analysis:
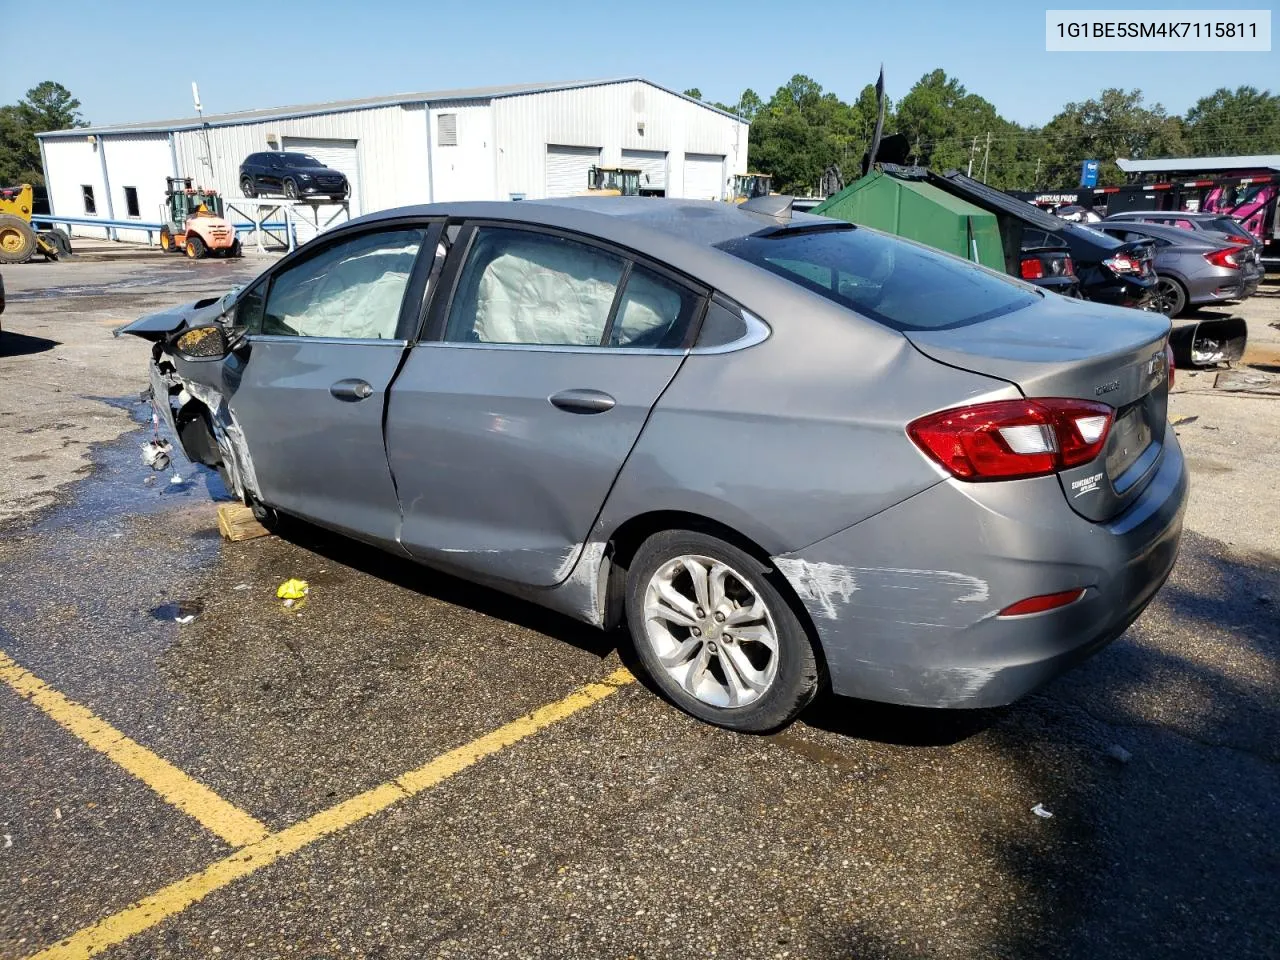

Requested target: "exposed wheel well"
[{"left": 600, "top": 510, "right": 829, "bottom": 684}]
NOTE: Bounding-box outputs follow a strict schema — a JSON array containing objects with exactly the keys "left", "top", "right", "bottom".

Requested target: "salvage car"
[
  {"left": 118, "top": 199, "right": 1188, "bottom": 732},
  {"left": 1022, "top": 221, "right": 1158, "bottom": 310},
  {"left": 1104, "top": 209, "right": 1264, "bottom": 265},
  {"left": 238, "top": 152, "right": 350, "bottom": 203},
  {"left": 1095, "top": 220, "right": 1261, "bottom": 316}
]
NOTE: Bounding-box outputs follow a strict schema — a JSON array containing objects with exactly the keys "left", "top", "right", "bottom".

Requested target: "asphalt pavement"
[{"left": 1, "top": 245, "right": 1276, "bottom": 959}]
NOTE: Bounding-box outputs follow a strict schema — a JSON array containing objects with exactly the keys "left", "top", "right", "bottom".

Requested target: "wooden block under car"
[{"left": 216, "top": 503, "right": 270, "bottom": 542}]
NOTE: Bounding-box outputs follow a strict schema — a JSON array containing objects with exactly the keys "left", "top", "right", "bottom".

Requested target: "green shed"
[{"left": 810, "top": 170, "right": 1006, "bottom": 270}]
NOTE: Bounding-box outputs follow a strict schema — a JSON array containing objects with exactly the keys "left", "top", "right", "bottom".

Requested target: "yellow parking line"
[
  {"left": 0, "top": 650, "right": 269, "bottom": 848},
  {"left": 25, "top": 667, "right": 635, "bottom": 960}
]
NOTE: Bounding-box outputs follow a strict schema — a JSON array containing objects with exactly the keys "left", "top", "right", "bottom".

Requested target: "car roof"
[
  {"left": 1096, "top": 220, "right": 1223, "bottom": 247},
  {"left": 1108, "top": 210, "right": 1231, "bottom": 223},
  {"left": 348, "top": 197, "right": 832, "bottom": 249}
]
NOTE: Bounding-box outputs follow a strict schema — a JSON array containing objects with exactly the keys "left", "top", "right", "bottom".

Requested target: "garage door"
[
  {"left": 546, "top": 145, "right": 600, "bottom": 198},
  {"left": 622, "top": 149, "right": 667, "bottom": 194},
  {"left": 281, "top": 137, "right": 361, "bottom": 216},
  {"left": 682, "top": 153, "right": 725, "bottom": 200}
]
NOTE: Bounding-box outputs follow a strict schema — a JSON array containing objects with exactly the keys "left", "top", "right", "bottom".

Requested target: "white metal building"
[{"left": 38, "top": 78, "right": 750, "bottom": 243}]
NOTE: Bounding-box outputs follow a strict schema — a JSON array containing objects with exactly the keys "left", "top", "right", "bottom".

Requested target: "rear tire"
[
  {"left": 625, "top": 530, "right": 822, "bottom": 732},
  {"left": 0, "top": 214, "right": 37, "bottom": 264},
  {"left": 185, "top": 235, "right": 206, "bottom": 259},
  {"left": 1153, "top": 276, "right": 1188, "bottom": 317},
  {"left": 229, "top": 238, "right": 242, "bottom": 258}
]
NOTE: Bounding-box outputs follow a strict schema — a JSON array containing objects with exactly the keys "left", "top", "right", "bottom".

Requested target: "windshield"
[
  {"left": 285, "top": 154, "right": 325, "bottom": 167},
  {"left": 719, "top": 225, "right": 1038, "bottom": 331}
]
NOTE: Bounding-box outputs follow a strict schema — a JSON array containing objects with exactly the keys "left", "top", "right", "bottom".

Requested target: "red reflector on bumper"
[{"left": 998, "top": 589, "right": 1087, "bottom": 617}]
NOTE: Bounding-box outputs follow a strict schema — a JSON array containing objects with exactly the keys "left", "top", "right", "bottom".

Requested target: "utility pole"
[
  {"left": 981, "top": 131, "right": 991, "bottom": 183},
  {"left": 192, "top": 82, "right": 214, "bottom": 183},
  {"left": 967, "top": 135, "right": 979, "bottom": 177}
]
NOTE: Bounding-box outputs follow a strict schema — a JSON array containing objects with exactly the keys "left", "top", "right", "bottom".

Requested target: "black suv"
[{"left": 238, "top": 152, "right": 350, "bottom": 202}]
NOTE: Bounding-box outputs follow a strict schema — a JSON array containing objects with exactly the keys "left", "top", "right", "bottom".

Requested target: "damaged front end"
[{"left": 118, "top": 293, "right": 259, "bottom": 503}]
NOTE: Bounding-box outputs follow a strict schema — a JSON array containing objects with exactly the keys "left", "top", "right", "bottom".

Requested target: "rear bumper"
[
  {"left": 774, "top": 426, "right": 1188, "bottom": 708},
  {"left": 1083, "top": 279, "right": 1154, "bottom": 310}
]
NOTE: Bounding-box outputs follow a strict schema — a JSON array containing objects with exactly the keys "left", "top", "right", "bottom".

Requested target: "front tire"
[
  {"left": 240, "top": 176, "right": 257, "bottom": 199},
  {"left": 626, "top": 530, "right": 821, "bottom": 732},
  {"left": 283, "top": 178, "right": 298, "bottom": 200}
]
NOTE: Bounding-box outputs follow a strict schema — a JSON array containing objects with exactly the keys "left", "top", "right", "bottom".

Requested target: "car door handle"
[
  {"left": 330, "top": 379, "right": 374, "bottom": 402},
  {"left": 549, "top": 389, "right": 615, "bottom": 414}
]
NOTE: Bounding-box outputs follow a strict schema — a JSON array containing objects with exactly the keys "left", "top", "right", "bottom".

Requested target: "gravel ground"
[{"left": 0, "top": 247, "right": 1276, "bottom": 959}]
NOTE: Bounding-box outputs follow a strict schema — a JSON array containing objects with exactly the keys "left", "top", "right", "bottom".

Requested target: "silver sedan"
[
  {"left": 1097, "top": 220, "right": 1261, "bottom": 316},
  {"left": 120, "top": 198, "right": 1188, "bottom": 732}
]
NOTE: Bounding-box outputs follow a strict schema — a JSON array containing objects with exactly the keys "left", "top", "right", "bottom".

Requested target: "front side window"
[
  {"left": 720, "top": 225, "right": 1037, "bottom": 332},
  {"left": 261, "top": 228, "right": 425, "bottom": 339},
  {"left": 445, "top": 228, "right": 624, "bottom": 345},
  {"left": 233, "top": 280, "right": 267, "bottom": 334}
]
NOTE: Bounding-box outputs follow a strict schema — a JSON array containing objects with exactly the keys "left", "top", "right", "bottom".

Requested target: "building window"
[
  {"left": 82, "top": 185, "right": 96, "bottom": 215},
  {"left": 437, "top": 113, "right": 458, "bottom": 147},
  {"left": 123, "top": 186, "right": 140, "bottom": 218}
]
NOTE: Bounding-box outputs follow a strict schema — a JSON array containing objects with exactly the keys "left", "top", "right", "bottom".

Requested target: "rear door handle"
[
  {"left": 549, "top": 388, "right": 615, "bottom": 414},
  {"left": 330, "top": 379, "right": 374, "bottom": 402}
]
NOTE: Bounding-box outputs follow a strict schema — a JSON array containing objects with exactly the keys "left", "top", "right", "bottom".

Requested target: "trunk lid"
[{"left": 905, "top": 293, "right": 1172, "bottom": 521}]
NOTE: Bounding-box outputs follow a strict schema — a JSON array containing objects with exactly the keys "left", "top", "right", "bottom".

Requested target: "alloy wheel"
[{"left": 641, "top": 554, "right": 780, "bottom": 708}]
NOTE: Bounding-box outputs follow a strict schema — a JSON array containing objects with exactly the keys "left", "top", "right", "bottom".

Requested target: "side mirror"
[{"left": 172, "top": 324, "right": 231, "bottom": 362}]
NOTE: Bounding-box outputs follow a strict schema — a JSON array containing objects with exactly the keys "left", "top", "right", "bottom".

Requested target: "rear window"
[
  {"left": 1206, "top": 217, "right": 1250, "bottom": 236},
  {"left": 719, "top": 226, "right": 1037, "bottom": 331}
]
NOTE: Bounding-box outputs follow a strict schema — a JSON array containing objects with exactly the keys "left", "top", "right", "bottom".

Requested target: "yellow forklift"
[
  {"left": 0, "top": 184, "right": 73, "bottom": 263},
  {"left": 730, "top": 173, "right": 774, "bottom": 204}
]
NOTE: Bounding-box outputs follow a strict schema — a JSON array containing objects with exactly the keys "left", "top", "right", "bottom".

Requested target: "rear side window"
[
  {"left": 1207, "top": 217, "right": 1249, "bottom": 235},
  {"left": 446, "top": 228, "right": 624, "bottom": 345},
  {"left": 719, "top": 227, "right": 1037, "bottom": 331}
]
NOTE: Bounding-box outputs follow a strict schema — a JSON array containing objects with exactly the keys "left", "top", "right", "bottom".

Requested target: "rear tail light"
[
  {"left": 1204, "top": 248, "right": 1239, "bottom": 269},
  {"left": 907, "top": 398, "right": 1114, "bottom": 481},
  {"left": 998, "top": 589, "right": 1087, "bottom": 617},
  {"left": 1063, "top": 256, "right": 1075, "bottom": 276},
  {"left": 1019, "top": 257, "right": 1045, "bottom": 280},
  {"left": 1102, "top": 254, "right": 1141, "bottom": 275},
  {"left": 1224, "top": 234, "right": 1252, "bottom": 245},
  {"left": 1166, "top": 342, "right": 1175, "bottom": 388}
]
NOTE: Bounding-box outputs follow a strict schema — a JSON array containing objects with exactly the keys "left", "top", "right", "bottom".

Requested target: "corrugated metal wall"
[
  {"left": 98, "top": 135, "right": 174, "bottom": 242},
  {"left": 43, "top": 137, "right": 112, "bottom": 239},
  {"left": 173, "top": 103, "right": 429, "bottom": 223},
  {"left": 493, "top": 81, "right": 748, "bottom": 200},
  {"left": 427, "top": 101, "right": 495, "bottom": 202}
]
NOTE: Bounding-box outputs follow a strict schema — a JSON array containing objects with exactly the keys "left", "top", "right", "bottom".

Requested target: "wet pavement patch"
[{"left": 149, "top": 599, "right": 205, "bottom": 624}]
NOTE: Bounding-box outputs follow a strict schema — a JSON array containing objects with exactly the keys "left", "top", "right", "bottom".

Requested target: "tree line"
[
  {"left": 685, "top": 73, "right": 1280, "bottom": 195},
  {"left": 4, "top": 77, "right": 1279, "bottom": 197},
  {"left": 0, "top": 82, "right": 87, "bottom": 186}
]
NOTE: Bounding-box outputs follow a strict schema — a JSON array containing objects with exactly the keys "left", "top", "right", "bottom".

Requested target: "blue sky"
[{"left": 3, "top": 0, "right": 1276, "bottom": 127}]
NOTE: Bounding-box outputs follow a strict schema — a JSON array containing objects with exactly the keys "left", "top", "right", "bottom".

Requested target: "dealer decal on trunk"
[{"left": 1071, "top": 471, "right": 1104, "bottom": 497}]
